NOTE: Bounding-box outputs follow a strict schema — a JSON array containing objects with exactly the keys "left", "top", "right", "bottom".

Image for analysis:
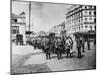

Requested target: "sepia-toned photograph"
[{"left": 11, "top": 0, "right": 96, "bottom": 74}]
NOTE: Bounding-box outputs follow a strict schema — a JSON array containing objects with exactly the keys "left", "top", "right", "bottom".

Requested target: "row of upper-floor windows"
[
  {"left": 84, "top": 17, "right": 96, "bottom": 22},
  {"left": 66, "top": 12, "right": 82, "bottom": 18},
  {"left": 66, "top": 16, "right": 82, "bottom": 22},
  {"left": 66, "top": 17, "right": 96, "bottom": 24},
  {"left": 66, "top": 19, "right": 82, "bottom": 24},
  {"left": 67, "top": 25, "right": 96, "bottom": 31},
  {"left": 66, "top": 5, "right": 96, "bottom": 17},
  {"left": 83, "top": 5, "right": 96, "bottom": 9},
  {"left": 83, "top": 10, "right": 96, "bottom": 16},
  {"left": 66, "top": 10, "right": 96, "bottom": 20}
]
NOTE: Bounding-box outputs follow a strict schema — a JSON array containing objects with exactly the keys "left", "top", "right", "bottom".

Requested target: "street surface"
[{"left": 11, "top": 42, "right": 96, "bottom": 74}]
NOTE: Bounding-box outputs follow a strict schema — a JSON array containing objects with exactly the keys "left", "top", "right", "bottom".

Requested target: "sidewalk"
[
  {"left": 12, "top": 44, "right": 43, "bottom": 55},
  {"left": 12, "top": 44, "right": 45, "bottom": 74}
]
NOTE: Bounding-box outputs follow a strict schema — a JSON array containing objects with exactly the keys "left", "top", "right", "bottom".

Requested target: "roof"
[{"left": 11, "top": 12, "right": 25, "bottom": 19}]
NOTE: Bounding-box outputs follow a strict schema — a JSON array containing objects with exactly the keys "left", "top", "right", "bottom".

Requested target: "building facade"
[
  {"left": 11, "top": 12, "right": 26, "bottom": 44},
  {"left": 49, "top": 22, "right": 65, "bottom": 36},
  {"left": 65, "top": 5, "right": 96, "bottom": 34}
]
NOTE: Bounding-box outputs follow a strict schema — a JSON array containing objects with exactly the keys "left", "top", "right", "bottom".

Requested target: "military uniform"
[
  {"left": 81, "top": 37, "right": 85, "bottom": 52},
  {"left": 56, "top": 38, "right": 62, "bottom": 59},
  {"left": 45, "top": 44, "right": 50, "bottom": 59},
  {"left": 34, "top": 39, "right": 37, "bottom": 49},
  {"left": 65, "top": 38, "right": 71, "bottom": 58},
  {"left": 76, "top": 38, "right": 82, "bottom": 58},
  {"left": 43, "top": 38, "right": 51, "bottom": 60}
]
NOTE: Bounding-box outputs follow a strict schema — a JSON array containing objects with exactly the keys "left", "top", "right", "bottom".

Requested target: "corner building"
[
  {"left": 11, "top": 12, "right": 26, "bottom": 44},
  {"left": 65, "top": 5, "right": 96, "bottom": 34}
]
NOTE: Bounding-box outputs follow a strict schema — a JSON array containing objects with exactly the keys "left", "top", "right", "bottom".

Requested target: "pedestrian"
[
  {"left": 76, "top": 35, "right": 82, "bottom": 58},
  {"left": 65, "top": 37, "right": 71, "bottom": 58}
]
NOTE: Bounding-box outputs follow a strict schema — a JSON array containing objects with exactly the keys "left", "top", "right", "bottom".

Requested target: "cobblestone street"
[{"left": 12, "top": 42, "right": 96, "bottom": 74}]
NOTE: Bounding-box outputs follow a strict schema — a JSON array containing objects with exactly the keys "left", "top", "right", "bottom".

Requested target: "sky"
[{"left": 12, "top": 1, "right": 72, "bottom": 33}]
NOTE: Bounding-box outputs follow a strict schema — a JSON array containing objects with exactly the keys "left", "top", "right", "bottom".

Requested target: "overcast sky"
[{"left": 12, "top": 1, "right": 72, "bottom": 33}]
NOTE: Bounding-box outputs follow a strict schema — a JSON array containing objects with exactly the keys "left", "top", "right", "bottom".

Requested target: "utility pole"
[{"left": 29, "top": 2, "right": 31, "bottom": 32}]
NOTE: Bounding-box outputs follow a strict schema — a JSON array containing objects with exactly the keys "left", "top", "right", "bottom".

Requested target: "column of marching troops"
[{"left": 32, "top": 35, "right": 93, "bottom": 60}]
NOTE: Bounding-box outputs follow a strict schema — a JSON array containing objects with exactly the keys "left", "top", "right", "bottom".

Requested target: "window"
[
  {"left": 90, "top": 26, "right": 92, "bottom": 30},
  {"left": 85, "top": 11, "right": 87, "bottom": 13},
  {"left": 85, "top": 6, "right": 87, "bottom": 9},
  {"left": 94, "top": 6, "right": 96, "bottom": 10},
  {"left": 94, "top": 18, "right": 96, "bottom": 22},
  {"left": 89, "top": 6, "right": 92, "bottom": 9},
  {"left": 12, "top": 26, "right": 19, "bottom": 34},
  {"left": 79, "top": 27, "right": 80, "bottom": 30},
  {"left": 81, "top": 18, "right": 83, "bottom": 21},
  {"left": 17, "top": 30, "right": 19, "bottom": 34},
  {"left": 12, "top": 30, "right": 16, "bottom": 34},
  {"left": 12, "top": 19, "right": 17, "bottom": 23},
  {"left": 14, "top": 19, "right": 17, "bottom": 22},
  {"left": 90, "top": 18, "right": 92, "bottom": 20},
  {"left": 79, "top": 20, "right": 80, "bottom": 23},
  {"left": 85, "top": 18, "right": 87, "bottom": 21},
  {"left": 80, "top": 13, "right": 82, "bottom": 17},
  {"left": 94, "top": 26, "right": 96, "bottom": 30},
  {"left": 85, "top": 26, "right": 88, "bottom": 28},
  {"left": 94, "top": 11, "right": 96, "bottom": 15},
  {"left": 81, "top": 26, "right": 83, "bottom": 28},
  {"left": 89, "top": 11, "right": 92, "bottom": 15}
]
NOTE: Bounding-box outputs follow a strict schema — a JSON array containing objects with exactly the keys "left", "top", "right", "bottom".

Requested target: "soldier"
[
  {"left": 41, "top": 37, "right": 46, "bottom": 52},
  {"left": 53, "top": 38, "right": 57, "bottom": 54},
  {"left": 45, "top": 43, "right": 50, "bottom": 60},
  {"left": 44, "top": 37, "right": 51, "bottom": 60},
  {"left": 34, "top": 38, "right": 37, "bottom": 49},
  {"left": 55, "top": 38, "right": 58, "bottom": 54},
  {"left": 56, "top": 37, "right": 62, "bottom": 59},
  {"left": 87, "top": 37, "right": 90, "bottom": 50},
  {"left": 81, "top": 36, "right": 85, "bottom": 52},
  {"left": 69, "top": 36, "right": 73, "bottom": 57},
  {"left": 65, "top": 37, "right": 71, "bottom": 58},
  {"left": 61, "top": 36, "right": 66, "bottom": 54},
  {"left": 76, "top": 35, "right": 82, "bottom": 58}
]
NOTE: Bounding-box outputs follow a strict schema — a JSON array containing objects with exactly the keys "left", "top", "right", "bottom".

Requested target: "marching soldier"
[
  {"left": 87, "top": 37, "right": 90, "bottom": 50},
  {"left": 76, "top": 35, "right": 82, "bottom": 58},
  {"left": 41, "top": 37, "right": 46, "bottom": 52},
  {"left": 34, "top": 38, "right": 37, "bottom": 49},
  {"left": 45, "top": 43, "right": 51, "bottom": 60},
  {"left": 81, "top": 36, "right": 85, "bottom": 52},
  {"left": 56, "top": 37, "right": 62, "bottom": 59},
  {"left": 69, "top": 36, "right": 73, "bottom": 57},
  {"left": 65, "top": 37, "right": 71, "bottom": 58},
  {"left": 44, "top": 37, "right": 51, "bottom": 60}
]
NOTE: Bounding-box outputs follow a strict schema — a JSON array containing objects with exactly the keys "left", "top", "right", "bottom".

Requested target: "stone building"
[
  {"left": 65, "top": 5, "right": 96, "bottom": 35},
  {"left": 11, "top": 12, "right": 26, "bottom": 44}
]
